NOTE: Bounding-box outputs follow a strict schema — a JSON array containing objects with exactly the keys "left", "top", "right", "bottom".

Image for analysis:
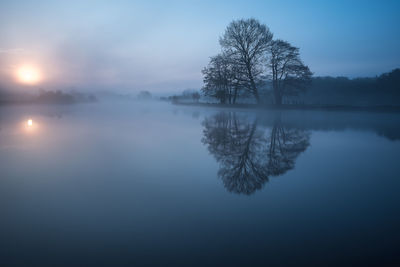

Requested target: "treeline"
[
  {"left": 297, "top": 68, "right": 400, "bottom": 106},
  {"left": 36, "top": 90, "right": 97, "bottom": 104},
  {"left": 0, "top": 89, "right": 97, "bottom": 104},
  {"left": 202, "top": 18, "right": 312, "bottom": 105},
  {"left": 161, "top": 89, "right": 200, "bottom": 103}
]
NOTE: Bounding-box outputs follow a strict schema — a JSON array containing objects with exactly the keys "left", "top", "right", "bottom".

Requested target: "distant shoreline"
[
  {"left": 0, "top": 100, "right": 95, "bottom": 106},
  {"left": 172, "top": 102, "right": 400, "bottom": 113}
]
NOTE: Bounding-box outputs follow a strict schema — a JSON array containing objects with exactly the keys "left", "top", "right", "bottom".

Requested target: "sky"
[{"left": 0, "top": 0, "right": 399, "bottom": 93}]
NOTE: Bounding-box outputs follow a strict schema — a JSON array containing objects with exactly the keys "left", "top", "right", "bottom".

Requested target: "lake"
[{"left": 1, "top": 102, "right": 400, "bottom": 266}]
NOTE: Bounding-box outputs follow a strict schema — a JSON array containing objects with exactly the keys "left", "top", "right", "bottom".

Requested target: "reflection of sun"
[
  {"left": 23, "top": 118, "right": 38, "bottom": 134},
  {"left": 16, "top": 65, "right": 42, "bottom": 84}
]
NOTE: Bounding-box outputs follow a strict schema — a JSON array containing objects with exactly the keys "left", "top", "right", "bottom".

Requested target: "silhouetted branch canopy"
[{"left": 202, "top": 112, "right": 310, "bottom": 195}]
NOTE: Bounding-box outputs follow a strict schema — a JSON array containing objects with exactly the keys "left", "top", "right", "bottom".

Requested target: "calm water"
[{"left": 1, "top": 102, "right": 400, "bottom": 266}]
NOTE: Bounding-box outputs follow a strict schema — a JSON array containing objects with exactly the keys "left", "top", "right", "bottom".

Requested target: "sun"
[{"left": 16, "top": 65, "right": 42, "bottom": 84}]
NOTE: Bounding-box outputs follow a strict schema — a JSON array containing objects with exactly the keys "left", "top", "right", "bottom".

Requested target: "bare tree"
[
  {"left": 268, "top": 40, "right": 312, "bottom": 105},
  {"left": 220, "top": 18, "right": 273, "bottom": 104},
  {"left": 202, "top": 112, "right": 310, "bottom": 195},
  {"left": 192, "top": 92, "right": 200, "bottom": 103},
  {"left": 202, "top": 54, "right": 239, "bottom": 104},
  {"left": 202, "top": 112, "right": 269, "bottom": 194}
]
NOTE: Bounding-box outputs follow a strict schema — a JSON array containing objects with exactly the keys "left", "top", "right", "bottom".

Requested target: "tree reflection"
[{"left": 202, "top": 112, "right": 310, "bottom": 195}]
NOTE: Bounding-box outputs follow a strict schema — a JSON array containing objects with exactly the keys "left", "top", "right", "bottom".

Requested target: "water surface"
[{"left": 1, "top": 102, "right": 400, "bottom": 266}]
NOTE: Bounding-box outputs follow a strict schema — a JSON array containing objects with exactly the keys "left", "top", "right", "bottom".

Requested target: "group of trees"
[
  {"left": 202, "top": 112, "right": 310, "bottom": 195},
  {"left": 166, "top": 89, "right": 200, "bottom": 103},
  {"left": 137, "top": 90, "right": 152, "bottom": 100},
  {"left": 0, "top": 89, "right": 97, "bottom": 104},
  {"left": 297, "top": 68, "right": 400, "bottom": 106},
  {"left": 202, "top": 18, "right": 312, "bottom": 105},
  {"left": 36, "top": 90, "right": 97, "bottom": 104}
]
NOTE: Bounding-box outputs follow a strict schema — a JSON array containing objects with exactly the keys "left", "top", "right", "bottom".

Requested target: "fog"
[
  {"left": 1, "top": 0, "right": 399, "bottom": 94},
  {"left": 1, "top": 1, "right": 400, "bottom": 265}
]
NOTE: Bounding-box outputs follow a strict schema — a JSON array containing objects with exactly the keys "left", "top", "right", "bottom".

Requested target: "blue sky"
[{"left": 0, "top": 0, "right": 399, "bottom": 92}]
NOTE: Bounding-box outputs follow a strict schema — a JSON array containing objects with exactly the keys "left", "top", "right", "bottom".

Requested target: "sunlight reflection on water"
[{"left": 22, "top": 117, "right": 40, "bottom": 135}]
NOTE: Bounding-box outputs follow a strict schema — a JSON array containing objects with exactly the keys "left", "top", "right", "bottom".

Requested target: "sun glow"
[
  {"left": 16, "top": 65, "right": 42, "bottom": 84},
  {"left": 22, "top": 118, "right": 38, "bottom": 134}
]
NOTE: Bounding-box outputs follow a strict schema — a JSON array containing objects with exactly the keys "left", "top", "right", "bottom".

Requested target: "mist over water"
[
  {"left": 1, "top": 0, "right": 399, "bottom": 265},
  {"left": 1, "top": 101, "right": 400, "bottom": 266}
]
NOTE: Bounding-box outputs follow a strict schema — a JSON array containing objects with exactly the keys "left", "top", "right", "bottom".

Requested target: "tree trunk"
[
  {"left": 246, "top": 63, "right": 261, "bottom": 104},
  {"left": 273, "top": 75, "right": 282, "bottom": 105},
  {"left": 250, "top": 78, "right": 260, "bottom": 104},
  {"left": 233, "top": 87, "right": 238, "bottom": 104}
]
